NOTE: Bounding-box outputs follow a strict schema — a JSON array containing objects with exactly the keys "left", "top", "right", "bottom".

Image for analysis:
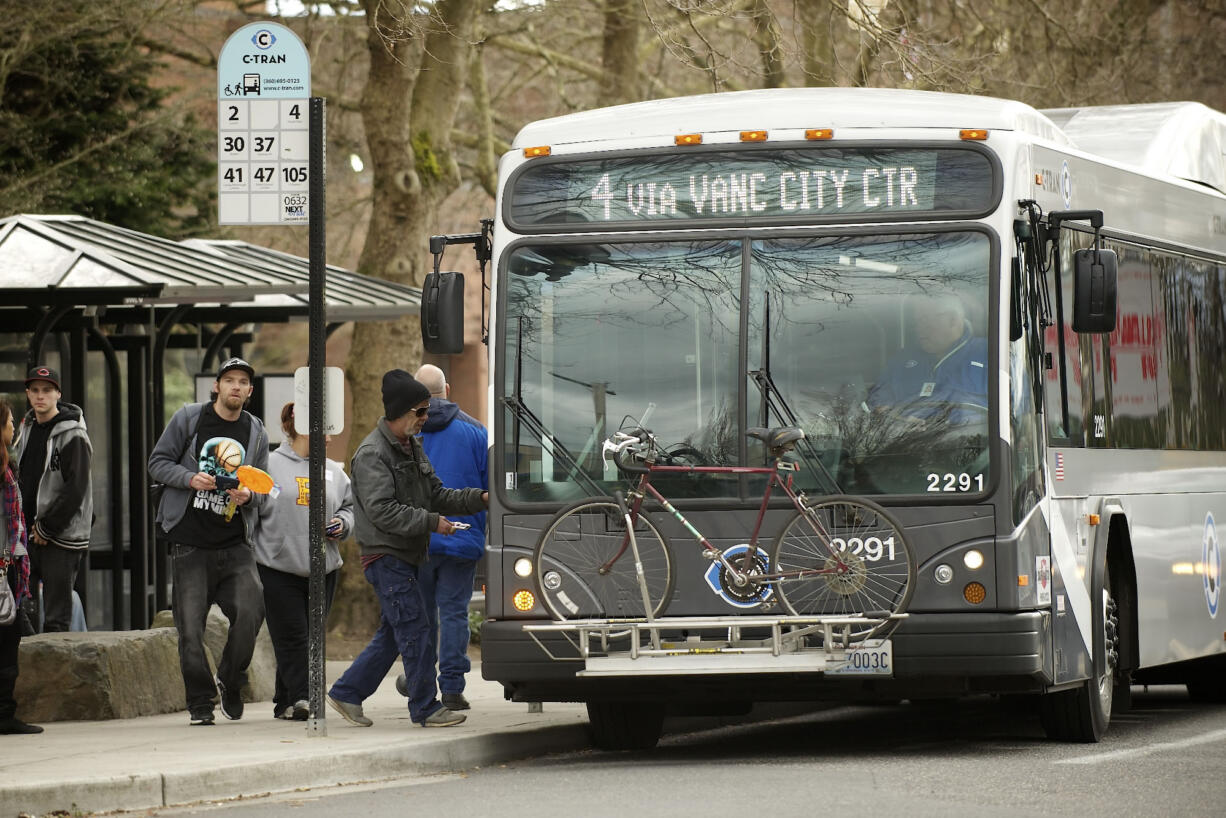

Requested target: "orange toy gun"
[{"left": 214, "top": 464, "right": 276, "bottom": 494}]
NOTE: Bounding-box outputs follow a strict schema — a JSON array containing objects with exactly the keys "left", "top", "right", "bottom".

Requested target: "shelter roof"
[{"left": 0, "top": 214, "right": 419, "bottom": 321}]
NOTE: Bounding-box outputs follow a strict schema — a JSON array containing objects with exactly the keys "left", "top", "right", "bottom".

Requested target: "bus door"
[{"left": 1040, "top": 225, "right": 1099, "bottom": 685}]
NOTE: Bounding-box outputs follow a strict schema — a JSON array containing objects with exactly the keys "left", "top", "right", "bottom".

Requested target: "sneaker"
[
  {"left": 327, "top": 694, "right": 372, "bottom": 727},
  {"left": 420, "top": 707, "right": 466, "bottom": 728},
  {"left": 395, "top": 674, "right": 408, "bottom": 697},
  {"left": 274, "top": 708, "right": 294, "bottom": 720},
  {"left": 0, "top": 716, "right": 44, "bottom": 734},
  {"left": 291, "top": 700, "right": 310, "bottom": 721},
  {"left": 441, "top": 692, "right": 471, "bottom": 711},
  {"left": 216, "top": 678, "right": 243, "bottom": 721},
  {"left": 189, "top": 708, "right": 215, "bottom": 726}
]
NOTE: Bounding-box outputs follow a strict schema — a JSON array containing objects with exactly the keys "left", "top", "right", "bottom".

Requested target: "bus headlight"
[
  {"left": 963, "top": 549, "right": 985, "bottom": 570},
  {"left": 514, "top": 557, "right": 533, "bottom": 577}
]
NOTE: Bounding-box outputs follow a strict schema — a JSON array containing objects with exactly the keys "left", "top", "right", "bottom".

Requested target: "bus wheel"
[
  {"left": 586, "top": 701, "right": 665, "bottom": 751},
  {"left": 1039, "top": 569, "right": 1120, "bottom": 742}
]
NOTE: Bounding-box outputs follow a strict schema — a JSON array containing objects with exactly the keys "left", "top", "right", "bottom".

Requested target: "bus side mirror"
[
  {"left": 421, "top": 271, "right": 465, "bottom": 354},
  {"left": 1071, "top": 248, "right": 1117, "bottom": 333}
]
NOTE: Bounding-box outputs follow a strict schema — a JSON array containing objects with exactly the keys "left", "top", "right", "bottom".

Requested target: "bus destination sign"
[{"left": 508, "top": 147, "right": 995, "bottom": 228}]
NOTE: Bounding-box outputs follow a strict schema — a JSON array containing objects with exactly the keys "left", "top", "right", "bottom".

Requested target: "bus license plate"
[{"left": 826, "top": 639, "right": 893, "bottom": 677}]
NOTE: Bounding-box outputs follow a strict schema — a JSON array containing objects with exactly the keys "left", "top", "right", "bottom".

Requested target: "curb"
[
  {"left": 5, "top": 723, "right": 593, "bottom": 816},
  {"left": 4, "top": 701, "right": 827, "bottom": 815}
]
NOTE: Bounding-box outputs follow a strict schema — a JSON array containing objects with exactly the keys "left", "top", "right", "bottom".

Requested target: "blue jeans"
[
  {"left": 418, "top": 555, "right": 477, "bottom": 695},
  {"left": 171, "top": 543, "right": 266, "bottom": 713},
  {"left": 329, "top": 556, "right": 441, "bottom": 723}
]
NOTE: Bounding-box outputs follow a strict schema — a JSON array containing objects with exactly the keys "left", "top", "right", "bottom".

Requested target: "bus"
[{"left": 424, "top": 88, "right": 1226, "bottom": 748}]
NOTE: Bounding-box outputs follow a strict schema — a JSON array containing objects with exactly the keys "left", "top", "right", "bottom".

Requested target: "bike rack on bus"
[{"left": 521, "top": 613, "right": 906, "bottom": 676}]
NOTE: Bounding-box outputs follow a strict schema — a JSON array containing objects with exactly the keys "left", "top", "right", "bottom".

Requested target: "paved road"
[{"left": 149, "top": 685, "right": 1226, "bottom": 817}]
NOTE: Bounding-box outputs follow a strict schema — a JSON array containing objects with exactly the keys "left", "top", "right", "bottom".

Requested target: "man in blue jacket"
[
  {"left": 411, "top": 364, "right": 487, "bottom": 712},
  {"left": 867, "top": 294, "right": 988, "bottom": 425}
]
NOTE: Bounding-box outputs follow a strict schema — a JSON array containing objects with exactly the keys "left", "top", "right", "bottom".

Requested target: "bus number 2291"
[{"left": 926, "top": 472, "right": 985, "bottom": 492}]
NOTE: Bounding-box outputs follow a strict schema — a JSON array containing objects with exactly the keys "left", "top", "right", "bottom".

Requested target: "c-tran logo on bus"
[
  {"left": 1059, "top": 160, "right": 1072, "bottom": 209},
  {"left": 1205, "top": 512, "right": 1221, "bottom": 618},
  {"left": 703, "top": 544, "right": 773, "bottom": 609}
]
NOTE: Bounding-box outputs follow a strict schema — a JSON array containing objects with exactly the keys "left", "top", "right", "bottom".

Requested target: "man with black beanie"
[{"left": 327, "top": 369, "right": 488, "bottom": 729}]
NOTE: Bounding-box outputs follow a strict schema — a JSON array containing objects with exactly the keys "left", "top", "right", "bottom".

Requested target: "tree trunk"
[
  {"left": 599, "top": 0, "right": 641, "bottom": 106},
  {"left": 331, "top": 0, "right": 481, "bottom": 641},
  {"left": 798, "top": 0, "right": 836, "bottom": 86}
]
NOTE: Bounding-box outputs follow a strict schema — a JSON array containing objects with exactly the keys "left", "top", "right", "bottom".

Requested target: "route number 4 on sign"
[{"left": 217, "top": 22, "right": 312, "bottom": 225}]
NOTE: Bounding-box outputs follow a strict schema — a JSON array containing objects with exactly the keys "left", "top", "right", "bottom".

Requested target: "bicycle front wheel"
[
  {"left": 770, "top": 496, "right": 915, "bottom": 636},
  {"left": 533, "top": 498, "right": 674, "bottom": 620}
]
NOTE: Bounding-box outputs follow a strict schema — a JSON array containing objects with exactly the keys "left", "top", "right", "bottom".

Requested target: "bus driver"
[{"left": 866, "top": 294, "right": 988, "bottom": 422}]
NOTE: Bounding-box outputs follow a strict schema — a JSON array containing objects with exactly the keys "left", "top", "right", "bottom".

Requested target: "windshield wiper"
[
  {"left": 502, "top": 396, "right": 606, "bottom": 498},
  {"left": 749, "top": 367, "right": 843, "bottom": 495},
  {"left": 505, "top": 314, "right": 606, "bottom": 497}
]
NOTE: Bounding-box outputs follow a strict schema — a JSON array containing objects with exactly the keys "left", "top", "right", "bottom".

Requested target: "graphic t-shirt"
[{"left": 166, "top": 406, "right": 252, "bottom": 549}]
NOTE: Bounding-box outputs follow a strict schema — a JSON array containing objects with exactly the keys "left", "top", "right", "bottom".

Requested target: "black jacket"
[{"left": 350, "top": 418, "right": 485, "bottom": 567}]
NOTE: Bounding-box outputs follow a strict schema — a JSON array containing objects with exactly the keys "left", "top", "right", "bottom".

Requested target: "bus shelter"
[{"left": 0, "top": 214, "right": 420, "bottom": 629}]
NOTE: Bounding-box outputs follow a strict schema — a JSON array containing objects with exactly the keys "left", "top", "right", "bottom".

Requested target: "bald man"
[{"left": 409, "top": 364, "right": 487, "bottom": 711}]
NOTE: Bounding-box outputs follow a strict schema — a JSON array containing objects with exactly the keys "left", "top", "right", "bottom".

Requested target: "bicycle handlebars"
[{"left": 602, "top": 430, "right": 653, "bottom": 474}]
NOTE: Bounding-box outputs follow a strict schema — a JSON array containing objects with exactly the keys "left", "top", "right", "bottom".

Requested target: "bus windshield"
[{"left": 502, "top": 229, "right": 992, "bottom": 502}]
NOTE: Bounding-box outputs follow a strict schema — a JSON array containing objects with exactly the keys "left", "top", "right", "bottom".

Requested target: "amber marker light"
[
  {"left": 1018, "top": 574, "right": 1030, "bottom": 587},
  {"left": 522, "top": 145, "right": 551, "bottom": 158},
  {"left": 740, "top": 130, "right": 768, "bottom": 142},
  {"left": 512, "top": 589, "right": 536, "bottom": 612},
  {"left": 964, "top": 582, "right": 987, "bottom": 604},
  {"left": 1087, "top": 513, "right": 1101, "bottom": 526},
  {"left": 805, "top": 128, "right": 834, "bottom": 140},
  {"left": 960, "top": 128, "right": 989, "bottom": 141},
  {"left": 1035, "top": 173, "right": 1045, "bottom": 185},
  {"left": 675, "top": 133, "right": 703, "bottom": 146}
]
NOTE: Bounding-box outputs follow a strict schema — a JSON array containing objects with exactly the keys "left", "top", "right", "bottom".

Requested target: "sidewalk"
[{"left": 1, "top": 660, "right": 591, "bottom": 817}]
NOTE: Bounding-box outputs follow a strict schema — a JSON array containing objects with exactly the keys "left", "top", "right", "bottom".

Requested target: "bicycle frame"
[{"left": 609, "top": 456, "right": 848, "bottom": 588}]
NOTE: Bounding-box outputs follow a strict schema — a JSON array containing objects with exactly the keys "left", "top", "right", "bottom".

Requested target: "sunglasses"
[{"left": 413, "top": 406, "right": 429, "bottom": 418}]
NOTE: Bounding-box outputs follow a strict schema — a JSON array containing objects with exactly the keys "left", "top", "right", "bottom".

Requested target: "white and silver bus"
[{"left": 425, "top": 88, "right": 1226, "bottom": 748}]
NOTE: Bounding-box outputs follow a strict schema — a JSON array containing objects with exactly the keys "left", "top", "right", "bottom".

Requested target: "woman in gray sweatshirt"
[{"left": 254, "top": 402, "right": 354, "bottom": 720}]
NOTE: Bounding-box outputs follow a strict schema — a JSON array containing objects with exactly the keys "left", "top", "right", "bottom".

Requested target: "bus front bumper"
[{"left": 480, "top": 611, "right": 1051, "bottom": 701}]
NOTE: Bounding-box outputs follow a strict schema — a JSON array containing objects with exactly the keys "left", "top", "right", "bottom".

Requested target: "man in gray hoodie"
[
  {"left": 149, "top": 358, "right": 269, "bottom": 726},
  {"left": 16, "top": 366, "right": 93, "bottom": 633}
]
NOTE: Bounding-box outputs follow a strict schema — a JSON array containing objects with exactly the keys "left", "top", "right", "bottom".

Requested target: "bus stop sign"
[{"left": 217, "top": 22, "right": 311, "bottom": 225}]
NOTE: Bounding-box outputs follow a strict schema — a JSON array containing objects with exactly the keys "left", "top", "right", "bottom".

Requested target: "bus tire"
[
  {"left": 586, "top": 701, "right": 665, "bottom": 751},
  {"left": 1039, "top": 565, "right": 1120, "bottom": 742}
]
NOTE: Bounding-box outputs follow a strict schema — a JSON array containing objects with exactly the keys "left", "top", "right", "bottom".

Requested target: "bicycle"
[{"left": 532, "top": 424, "right": 917, "bottom": 644}]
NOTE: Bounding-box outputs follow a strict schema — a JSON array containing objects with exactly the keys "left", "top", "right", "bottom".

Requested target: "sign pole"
[{"left": 306, "top": 96, "right": 327, "bottom": 737}]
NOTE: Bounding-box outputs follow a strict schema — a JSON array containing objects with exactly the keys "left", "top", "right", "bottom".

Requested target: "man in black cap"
[
  {"left": 149, "top": 357, "right": 269, "bottom": 726},
  {"left": 16, "top": 365, "right": 93, "bottom": 633},
  {"left": 327, "top": 369, "right": 487, "bottom": 729}
]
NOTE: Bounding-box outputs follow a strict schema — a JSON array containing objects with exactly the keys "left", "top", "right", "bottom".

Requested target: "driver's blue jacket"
[{"left": 867, "top": 328, "right": 988, "bottom": 421}]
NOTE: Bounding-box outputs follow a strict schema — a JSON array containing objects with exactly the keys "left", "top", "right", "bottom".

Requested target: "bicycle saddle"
[{"left": 745, "top": 426, "right": 805, "bottom": 449}]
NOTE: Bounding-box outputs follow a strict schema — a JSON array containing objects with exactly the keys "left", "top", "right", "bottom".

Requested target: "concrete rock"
[
  {"left": 15, "top": 629, "right": 185, "bottom": 721},
  {"left": 16, "top": 606, "right": 276, "bottom": 722}
]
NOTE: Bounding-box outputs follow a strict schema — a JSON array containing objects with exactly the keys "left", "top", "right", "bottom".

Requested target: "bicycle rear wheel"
[
  {"left": 770, "top": 495, "right": 915, "bottom": 639},
  {"left": 533, "top": 498, "right": 674, "bottom": 620}
]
